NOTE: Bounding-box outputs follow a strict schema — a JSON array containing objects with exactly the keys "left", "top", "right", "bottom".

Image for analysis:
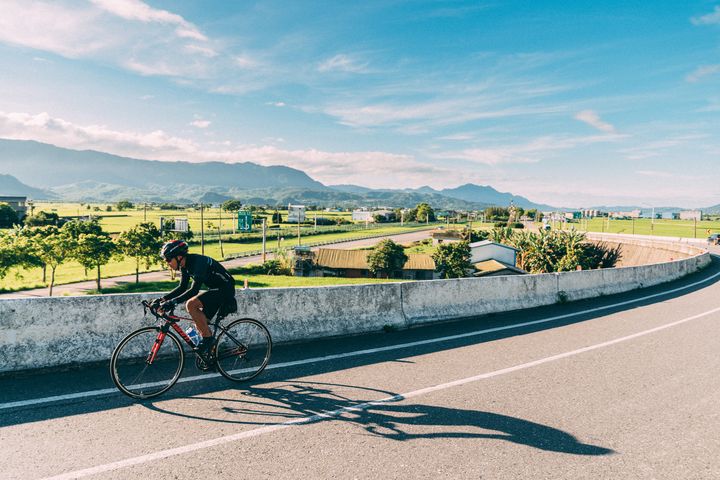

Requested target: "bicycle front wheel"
[
  {"left": 215, "top": 318, "right": 272, "bottom": 382},
  {"left": 110, "top": 327, "right": 184, "bottom": 399}
]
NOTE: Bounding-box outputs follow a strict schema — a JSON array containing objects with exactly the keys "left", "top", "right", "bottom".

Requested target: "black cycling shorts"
[{"left": 197, "top": 289, "right": 236, "bottom": 320}]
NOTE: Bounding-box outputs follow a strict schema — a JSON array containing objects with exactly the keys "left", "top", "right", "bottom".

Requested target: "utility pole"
[
  {"left": 144, "top": 203, "right": 147, "bottom": 222},
  {"left": 262, "top": 218, "right": 267, "bottom": 262},
  {"left": 297, "top": 216, "right": 301, "bottom": 246},
  {"left": 218, "top": 206, "right": 223, "bottom": 258},
  {"left": 200, "top": 203, "right": 205, "bottom": 256}
]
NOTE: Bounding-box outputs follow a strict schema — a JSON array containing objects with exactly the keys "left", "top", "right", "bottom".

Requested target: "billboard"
[{"left": 287, "top": 204, "right": 306, "bottom": 223}]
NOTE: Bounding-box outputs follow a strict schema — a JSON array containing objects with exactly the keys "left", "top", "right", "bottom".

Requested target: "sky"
[{"left": 0, "top": 0, "right": 718, "bottom": 208}]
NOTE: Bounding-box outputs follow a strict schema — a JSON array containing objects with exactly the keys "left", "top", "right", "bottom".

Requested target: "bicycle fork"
[{"left": 146, "top": 323, "right": 189, "bottom": 364}]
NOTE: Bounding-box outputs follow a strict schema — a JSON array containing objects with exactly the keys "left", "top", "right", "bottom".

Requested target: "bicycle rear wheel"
[
  {"left": 215, "top": 318, "right": 272, "bottom": 382},
  {"left": 110, "top": 326, "right": 184, "bottom": 399}
]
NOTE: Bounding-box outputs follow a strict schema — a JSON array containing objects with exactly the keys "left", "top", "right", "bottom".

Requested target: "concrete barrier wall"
[{"left": 0, "top": 239, "right": 711, "bottom": 373}]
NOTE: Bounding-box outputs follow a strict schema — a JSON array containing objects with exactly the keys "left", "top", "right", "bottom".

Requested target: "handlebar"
[{"left": 141, "top": 299, "right": 175, "bottom": 318}]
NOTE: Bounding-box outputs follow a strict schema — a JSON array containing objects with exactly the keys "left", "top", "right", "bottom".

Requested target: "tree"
[
  {"left": 116, "top": 223, "right": 163, "bottom": 283},
  {"left": 31, "top": 227, "right": 73, "bottom": 296},
  {"left": 0, "top": 203, "right": 19, "bottom": 228},
  {"left": 367, "top": 239, "right": 408, "bottom": 278},
  {"left": 73, "top": 233, "right": 116, "bottom": 291},
  {"left": 62, "top": 218, "right": 103, "bottom": 239},
  {"left": 0, "top": 231, "right": 20, "bottom": 280},
  {"left": 221, "top": 200, "right": 243, "bottom": 212},
  {"left": 24, "top": 211, "right": 63, "bottom": 227},
  {"left": 432, "top": 241, "right": 472, "bottom": 278},
  {"left": 115, "top": 200, "right": 134, "bottom": 211},
  {"left": 416, "top": 203, "right": 436, "bottom": 222},
  {"left": 272, "top": 210, "right": 283, "bottom": 223}
]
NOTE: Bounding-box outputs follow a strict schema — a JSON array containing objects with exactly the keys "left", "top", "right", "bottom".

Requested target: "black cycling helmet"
[{"left": 160, "top": 240, "right": 189, "bottom": 261}]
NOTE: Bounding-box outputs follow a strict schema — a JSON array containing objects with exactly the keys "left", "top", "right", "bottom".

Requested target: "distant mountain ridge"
[
  {"left": 0, "top": 173, "right": 55, "bottom": 199},
  {"left": 1, "top": 138, "right": 555, "bottom": 209},
  {"left": 0, "top": 139, "right": 324, "bottom": 190}
]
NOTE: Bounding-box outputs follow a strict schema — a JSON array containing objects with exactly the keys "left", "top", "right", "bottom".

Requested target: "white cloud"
[
  {"left": 89, "top": 0, "right": 207, "bottom": 41},
  {"left": 190, "top": 120, "right": 211, "bottom": 129},
  {"left": 686, "top": 64, "right": 720, "bottom": 82},
  {"left": 267, "top": 101, "right": 286, "bottom": 107},
  {"left": 318, "top": 54, "right": 369, "bottom": 73},
  {"left": 0, "top": 0, "right": 219, "bottom": 80},
  {"left": 691, "top": 6, "right": 720, "bottom": 25},
  {"left": 574, "top": 110, "right": 616, "bottom": 133}
]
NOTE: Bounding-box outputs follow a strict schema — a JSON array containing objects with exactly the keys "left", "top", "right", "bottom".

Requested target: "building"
[
  {"left": 351, "top": 209, "right": 393, "bottom": 222},
  {"left": 609, "top": 210, "right": 641, "bottom": 219},
  {"left": 312, "top": 248, "right": 437, "bottom": 280},
  {"left": 467, "top": 240, "right": 526, "bottom": 277},
  {"left": 564, "top": 211, "right": 582, "bottom": 220},
  {"left": 679, "top": 210, "right": 702, "bottom": 221},
  {"left": 0, "top": 196, "right": 27, "bottom": 218},
  {"left": 469, "top": 240, "right": 519, "bottom": 266},
  {"left": 472, "top": 259, "right": 528, "bottom": 277}
]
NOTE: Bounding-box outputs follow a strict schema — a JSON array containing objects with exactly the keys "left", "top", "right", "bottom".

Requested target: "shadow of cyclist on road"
[{"left": 145, "top": 381, "right": 614, "bottom": 456}]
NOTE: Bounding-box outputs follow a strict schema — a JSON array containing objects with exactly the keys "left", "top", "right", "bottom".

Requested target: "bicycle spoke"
[
  {"left": 111, "top": 327, "right": 184, "bottom": 399},
  {"left": 215, "top": 319, "right": 271, "bottom": 382}
]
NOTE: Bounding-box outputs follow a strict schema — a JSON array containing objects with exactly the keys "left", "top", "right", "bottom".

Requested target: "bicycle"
[{"left": 110, "top": 300, "right": 272, "bottom": 400}]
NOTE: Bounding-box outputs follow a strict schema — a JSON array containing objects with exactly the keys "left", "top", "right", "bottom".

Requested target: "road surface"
[{"left": 1, "top": 247, "right": 719, "bottom": 479}]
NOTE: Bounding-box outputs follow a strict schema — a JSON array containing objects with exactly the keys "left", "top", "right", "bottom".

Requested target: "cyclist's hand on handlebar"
[{"left": 159, "top": 299, "right": 176, "bottom": 312}]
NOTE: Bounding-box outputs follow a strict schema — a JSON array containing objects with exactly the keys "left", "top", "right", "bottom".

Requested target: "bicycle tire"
[
  {"left": 215, "top": 318, "right": 272, "bottom": 382},
  {"left": 110, "top": 326, "right": 184, "bottom": 399}
]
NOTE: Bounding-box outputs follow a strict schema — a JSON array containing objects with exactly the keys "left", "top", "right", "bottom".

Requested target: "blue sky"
[{"left": 0, "top": 0, "right": 718, "bottom": 207}]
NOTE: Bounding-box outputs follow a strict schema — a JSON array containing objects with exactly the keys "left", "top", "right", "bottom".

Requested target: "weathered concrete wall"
[{"left": 0, "top": 238, "right": 711, "bottom": 373}]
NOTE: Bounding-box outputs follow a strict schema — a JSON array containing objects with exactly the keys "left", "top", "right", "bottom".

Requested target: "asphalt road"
[
  {"left": 1, "top": 248, "right": 719, "bottom": 479},
  {"left": 0, "top": 229, "right": 434, "bottom": 298}
]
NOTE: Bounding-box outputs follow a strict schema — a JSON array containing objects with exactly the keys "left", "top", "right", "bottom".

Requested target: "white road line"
[
  {"left": 41, "top": 303, "right": 720, "bottom": 480},
  {"left": 3, "top": 265, "right": 720, "bottom": 412}
]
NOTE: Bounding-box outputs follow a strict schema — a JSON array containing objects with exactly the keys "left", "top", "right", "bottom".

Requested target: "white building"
[
  {"left": 679, "top": 210, "right": 702, "bottom": 221},
  {"left": 469, "top": 240, "right": 519, "bottom": 266}
]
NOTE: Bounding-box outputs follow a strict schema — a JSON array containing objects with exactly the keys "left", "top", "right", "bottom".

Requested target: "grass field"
[
  {"left": 1, "top": 204, "right": 438, "bottom": 292},
  {"left": 556, "top": 217, "right": 720, "bottom": 238}
]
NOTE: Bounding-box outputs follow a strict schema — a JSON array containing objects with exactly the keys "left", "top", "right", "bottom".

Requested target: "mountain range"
[{"left": 2, "top": 138, "right": 712, "bottom": 213}]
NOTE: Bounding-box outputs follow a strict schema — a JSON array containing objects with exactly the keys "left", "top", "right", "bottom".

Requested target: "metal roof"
[{"left": 314, "top": 249, "right": 435, "bottom": 271}]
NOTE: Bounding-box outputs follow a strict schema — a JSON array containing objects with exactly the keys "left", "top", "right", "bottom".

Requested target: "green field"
[
  {"left": 2, "top": 202, "right": 439, "bottom": 292},
  {"left": 555, "top": 217, "right": 720, "bottom": 238}
]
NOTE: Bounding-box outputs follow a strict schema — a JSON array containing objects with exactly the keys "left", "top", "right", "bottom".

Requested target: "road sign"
[{"left": 238, "top": 211, "right": 252, "bottom": 232}]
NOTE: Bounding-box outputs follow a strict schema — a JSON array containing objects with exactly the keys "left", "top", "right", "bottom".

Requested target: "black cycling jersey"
[{"left": 163, "top": 254, "right": 235, "bottom": 304}]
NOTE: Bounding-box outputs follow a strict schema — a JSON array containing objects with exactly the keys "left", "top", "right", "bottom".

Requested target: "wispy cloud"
[
  {"left": 574, "top": 110, "right": 616, "bottom": 133},
  {"left": 621, "top": 134, "right": 709, "bottom": 160},
  {"left": 0, "top": 110, "right": 471, "bottom": 188},
  {"left": 430, "top": 133, "right": 626, "bottom": 165},
  {"left": 691, "top": 6, "right": 720, "bottom": 25},
  {"left": 318, "top": 54, "right": 369, "bottom": 73},
  {"left": 90, "top": 0, "right": 207, "bottom": 40},
  {"left": 0, "top": 0, "right": 220, "bottom": 79},
  {"left": 190, "top": 119, "right": 211, "bottom": 129},
  {"left": 686, "top": 64, "right": 720, "bottom": 82}
]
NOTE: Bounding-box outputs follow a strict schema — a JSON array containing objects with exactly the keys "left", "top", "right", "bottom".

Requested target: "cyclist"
[{"left": 155, "top": 240, "right": 237, "bottom": 360}]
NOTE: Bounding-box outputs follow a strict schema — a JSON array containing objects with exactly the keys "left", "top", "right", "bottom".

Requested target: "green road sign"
[{"left": 238, "top": 211, "right": 252, "bottom": 232}]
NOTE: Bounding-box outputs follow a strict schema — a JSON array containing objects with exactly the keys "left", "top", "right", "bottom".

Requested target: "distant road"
[{"left": 0, "top": 229, "right": 434, "bottom": 298}]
